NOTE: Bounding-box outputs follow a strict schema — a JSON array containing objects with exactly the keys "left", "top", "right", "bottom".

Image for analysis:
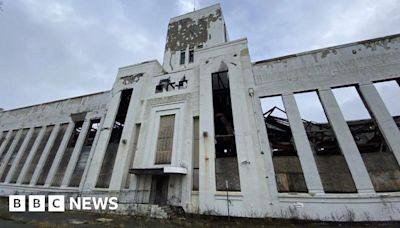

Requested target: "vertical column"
[
  {"left": 358, "top": 83, "right": 400, "bottom": 164},
  {"left": 82, "top": 91, "right": 122, "bottom": 191},
  {"left": 0, "top": 131, "right": 12, "bottom": 158},
  {"left": 0, "top": 129, "right": 23, "bottom": 177},
  {"left": 318, "top": 89, "right": 374, "bottom": 193},
  {"left": 282, "top": 94, "right": 324, "bottom": 193},
  {"left": 61, "top": 120, "right": 91, "bottom": 187},
  {"left": 29, "top": 125, "right": 59, "bottom": 185},
  {"left": 17, "top": 127, "right": 46, "bottom": 184},
  {"left": 44, "top": 122, "right": 74, "bottom": 186},
  {"left": 5, "top": 128, "right": 34, "bottom": 183}
]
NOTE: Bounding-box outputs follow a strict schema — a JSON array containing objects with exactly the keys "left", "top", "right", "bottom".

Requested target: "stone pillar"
[
  {"left": 318, "top": 89, "right": 374, "bottom": 193},
  {"left": 61, "top": 120, "right": 91, "bottom": 187},
  {"left": 358, "top": 83, "right": 400, "bottom": 164},
  {"left": 282, "top": 94, "right": 324, "bottom": 193},
  {"left": 4, "top": 128, "right": 34, "bottom": 183},
  {"left": 82, "top": 91, "right": 122, "bottom": 191},
  {"left": 0, "top": 129, "right": 23, "bottom": 177},
  {"left": 0, "top": 131, "right": 12, "bottom": 159},
  {"left": 44, "top": 122, "right": 75, "bottom": 186},
  {"left": 17, "top": 127, "right": 46, "bottom": 184},
  {"left": 29, "top": 125, "right": 59, "bottom": 185}
]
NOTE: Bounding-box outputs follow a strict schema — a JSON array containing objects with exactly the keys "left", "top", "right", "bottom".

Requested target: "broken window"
[
  {"left": 155, "top": 115, "right": 175, "bottom": 164},
  {"left": 189, "top": 49, "right": 194, "bottom": 63},
  {"left": 333, "top": 86, "right": 400, "bottom": 192},
  {"left": 212, "top": 71, "right": 241, "bottom": 191},
  {"left": 36, "top": 123, "right": 68, "bottom": 185},
  {"left": 192, "top": 117, "right": 199, "bottom": 191},
  {"left": 374, "top": 80, "right": 400, "bottom": 129},
  {"left": 180, "top": 50, "right": 185, "bottom": 65},
  {"left": 10, "top": 127, "right": 41, "bottom": 183},
  {"left": 96, "top": 89, "right": 132, "bottom": 188},
  {"left": 51, "top": 121, "right": 83, "bottom": 186},
  {"left": 0, "top": 130, "right": 17, "bottom": 165},
  {"left": 69, "top": 119, "right": 100, "bottom": 187},
  {"left": 0, "top": 129, "right": 29, "bottom": 182},
  {"left": 23, "top": 125, "right": 54, "bottom": 185},
  {"left": 261, "top": 96, "right": 307, "bottom": 192},
  {"left": 125, "top": 123, "right": 141, "bottom": 189},
  {"left": 294, "top": 91, "right": 356, "bottom": 193}
]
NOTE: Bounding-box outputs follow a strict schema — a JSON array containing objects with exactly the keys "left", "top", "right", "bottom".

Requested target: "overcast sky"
[{"left": 1, "top": 0, "right": 400, "bottom": 111}]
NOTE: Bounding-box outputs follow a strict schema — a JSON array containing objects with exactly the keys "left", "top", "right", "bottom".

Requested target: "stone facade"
[{"left": 1, "top": 3, "right": 400, "bottom": 221}]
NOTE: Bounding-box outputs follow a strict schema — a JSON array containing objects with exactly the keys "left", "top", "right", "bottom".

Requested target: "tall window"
[
  {"left": 189, "top": 49, "right": 194, "bottom": 63},
  {"left": 180, "top": 51, "right": 185, "bottom": 65},
  {"left": 212, "top": 71, "right": 241, "bottom": 191},
  {"left": 155, "top": 115, "right": 175, "bottom": 164}
]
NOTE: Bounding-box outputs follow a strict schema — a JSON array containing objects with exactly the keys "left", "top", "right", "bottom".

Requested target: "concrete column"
[
  {"left": 82, "top": 91, "right": 122, "bottom": 191},
  {"left": 0, "top": 131, "right": 12, "bottom": 159},
  {"left": 61, "top": 120, "right": 91, "bottom": 187},
  {"left": 108, "top": 88, "right": 141, "bottom": 191},
  {"left": 282, "top": 94, "right": 324, "bottom": 193},
  {"left": 5, "top": 128, "right": 34, "bottom": 183},
  {"left": 318, "top": 89, "right": 374, "bottom": 193},
  {"left": 0, "top": 129, "right": 23, "bottom": 178},
  {"left": 358, "top": 83, "right": 400, "bottom": 164},
  {"left": 44, "top": 122, "right": 75, "bottom": 187},
  {"left": 17, "top": 127, "right": 46, "bottom": 184},
  {"left": 30, "top": 125, "right": 60, "bottom": 185}
]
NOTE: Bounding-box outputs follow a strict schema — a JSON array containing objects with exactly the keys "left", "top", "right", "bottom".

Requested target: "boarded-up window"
[
  {"left": 0, "top": 129, "right": 29, "bottom": 182},
  {"left": 10, "top": 127, "right": 41, "bottom": 183},
  {"left": 23, "top": 125, "right": 54, "bottom": 185},
  {"left": 155, "top": 115, "right": 175, "bottom": 164},
  {"left": 36, "top": 123, "right": 68, "bottom": 185},
  {"left": 69, "top": 119, "right": 100, "bottom": 187}
]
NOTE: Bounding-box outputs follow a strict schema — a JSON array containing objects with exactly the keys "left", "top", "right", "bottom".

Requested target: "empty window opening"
[
  {"left": 294, "top": 91, "right": 356, "bottom": 193},
  {"left": 212, "top": 71, "right": 241, "bottom": 191},
  {"left": 36, "top": 123, "right": 68, "bottom": 185},
  {"left": 374, "top": 80, "right": 400, "bottom": 129},
  {"left": 0, "top": 129, "right": 29, "bottom": 182},
  {"left": 51, "top": 121, "right": 83, "bottom": 186},
  {"left": 189, "top": 49, "right": 194, "bottom": 63},
  {"left": 96, "top": 89, "right": 132, "bottom": 188},
  {"left": 23, "top": 125, "right": 54, "bottom": 184},
  {"left": 261, "top": 96, "right": 307, "bottom": 192},
  {"left": 155, "top": 115, "right": 175, "bottom": 164},
  {"left": 69, "top": 119, "right": 100, "bottom": 187},
  {"left": 333, "top": 86, "right": 400, "bottom": 192},
  {"left": 0, "top": 130, "right": 17, "bottom": 165},
  {"left": 125, "top": 123, "right": 141, "bottom": 189},
  {"left": 10, "top": 127, "right": 41, "bottom": 183},
  {"left": 192, "top": 117, "right": 200, "bottom": 191},
  {"left": 180, "top": 51, "right": 185, "bottom": 65}
]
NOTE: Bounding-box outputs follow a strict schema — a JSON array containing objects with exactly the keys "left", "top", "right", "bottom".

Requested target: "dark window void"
[
  {"left": 125, "top": 123, "right": 141, "bottom": 189},
  {"left": 374, "top": 80, "right": 400, "bottom": 129},
  {"left": 333, "top": 86, "right": 400, "bottom": 192},
  {"left": 155, "top": 115, "right": 175, "bottom": 164},
  {"left": 36, "top": 123, "right": 68, "bottom": 185},
  {"left": 180, "top": 51, "right": 185, "bottom": 65},
  {"left": 51, "top": 121, "right": 83, "bottom": 186},
  {"left": 69, "top": 119, "right": 100, "bottom": 187},
  {"left": 192, "top": 117, "right": 199, "bottom": 191},
  {"left": 212, "top": 71, "right": 241, "bottom": 191},
  {"left": 0, "top": 131, "right": 8, "bottom": 149},
  {"left": 23, "top": 125, "right": 54, "bottom": 185},
  {"left": 261, "top": 96, "right": 307, "bottom": 192},
  {"left": 10, "top": 127, "right": 41, "bottom": 183},
  {"left": 0, "top": 130, "right": 17, "bottom": 165},
  {"left": 0, "top": 129, "right": 29, "bottom": 182},
  {"left": 189, "top": 49, "right": 194, "bottom": 63},
  {"left": 295, "top": 91, "right": 356, "bottom": 193},
  {"left": 96, "top": 89, "right": 132, "bottom": 188}
]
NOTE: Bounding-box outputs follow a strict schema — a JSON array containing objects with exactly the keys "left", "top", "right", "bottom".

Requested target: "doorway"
[{"left": 150, "top": 175, "right": 169, "bottom": 205}]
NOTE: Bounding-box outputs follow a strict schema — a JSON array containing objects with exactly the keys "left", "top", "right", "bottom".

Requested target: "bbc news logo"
[{"left": 9, "top": 195, "right": 118, "bottom": 212}]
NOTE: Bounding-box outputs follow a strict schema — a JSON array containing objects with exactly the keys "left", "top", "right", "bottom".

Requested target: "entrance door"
[{"left": 150, "top": 175, "right": 169, "bottom": 205}]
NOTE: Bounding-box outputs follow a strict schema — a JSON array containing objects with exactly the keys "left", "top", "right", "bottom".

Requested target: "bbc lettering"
[{"left": 9, "top": 195, "right": 118, "bottom": 212}]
